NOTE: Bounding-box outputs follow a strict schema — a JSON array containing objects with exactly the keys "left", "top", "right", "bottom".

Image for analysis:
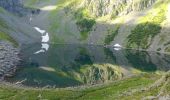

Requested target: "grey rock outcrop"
[
  {"left": 0, "top": 41, "right": 20, "bottom": 80},
  {"left": 82, "top": 0, "right": 156, "bottom": 17},
  {"left": 0, "top": 0, "right": 40, "bottom": 15}
]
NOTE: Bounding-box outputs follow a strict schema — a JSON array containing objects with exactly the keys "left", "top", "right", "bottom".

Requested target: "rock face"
[
  {"left": 0, "top": 41, "right": 20, "bottom": 80},
  {"left": 82, "top": 0, "right": 156, "bottom": 17},
  {"left": 0, "top": 0, "right": 40, "bottom": 15}
]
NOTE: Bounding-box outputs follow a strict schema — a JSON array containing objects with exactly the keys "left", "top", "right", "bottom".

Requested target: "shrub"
[
  {"left": 127, "top": 4, "right": 167, "bottom": 49},
  {"left": 74, "top": 8, "right": 96, "bottom": 40},
  {"left": 127, "top": 23, "right": 162, "bottom": 49}
]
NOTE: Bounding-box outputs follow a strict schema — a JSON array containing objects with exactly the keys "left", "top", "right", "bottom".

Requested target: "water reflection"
[
  {"left": 5, "top": 44, "right": 170, "bottom": 87},
  {"left": 113, "top": 47, "right": 121, "bottom": 51},
  {"left": 42, "top": 33, "right": 49, "bottom": 42},
  {"left": 125, "top": 50, "right": 157, "bottom": 71},
  {"left": 34, "top": 43, "right": 49, "bottom": 54}
]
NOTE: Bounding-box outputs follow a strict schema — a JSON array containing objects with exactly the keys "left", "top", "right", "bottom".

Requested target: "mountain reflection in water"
[{"left": 5, "top": 43, "right": 170, "bottom": 88}]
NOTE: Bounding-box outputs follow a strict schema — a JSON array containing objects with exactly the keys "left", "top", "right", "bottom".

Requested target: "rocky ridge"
[{"left": 82, "top": 0, "right": 157, "bottom": 17}]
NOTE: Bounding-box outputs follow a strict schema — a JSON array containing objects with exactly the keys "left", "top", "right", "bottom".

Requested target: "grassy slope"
[
  {"left": 23, "top": 0, "right": 97, "bottom": 43},
  {"left": 22, "top": 0, "right": 170, "bottom": 50},
  {"left": 1, "top": 73, "right": 170, "bottom": 100},
  {"left": 25, "top": 0, "right": 82, "bottom": 43},
  {"left": 127, "top": 0, "right": 168, "bottom": 49},
  {"left": 0, "top": 31, "right": 17, "bottom": 45},
  {"left": 74, "top": 8, "right": 96, "bottom": 40},
  {"left": 48, "top": 0, "right": 91, "bottom": 43},
  {"left": 0, "top": 8, "right": 18, "bottom": 46}
]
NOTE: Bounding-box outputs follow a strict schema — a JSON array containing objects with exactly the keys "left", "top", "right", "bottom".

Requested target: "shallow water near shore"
[{"left": 4, "top": 43, "right": 170, "bottom": 88}]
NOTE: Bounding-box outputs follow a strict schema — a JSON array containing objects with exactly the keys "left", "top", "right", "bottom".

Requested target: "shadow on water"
[
  {"left": 125, "top": 50, "right": 157, "bottom": 72},
  {"left": 5, "top": 43, "right": 170, "bottom": 88}
]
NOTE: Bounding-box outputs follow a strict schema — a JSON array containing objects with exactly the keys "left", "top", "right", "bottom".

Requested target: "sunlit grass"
[{"left": 0, "top": 14, "right": 18, "bottom": 46}]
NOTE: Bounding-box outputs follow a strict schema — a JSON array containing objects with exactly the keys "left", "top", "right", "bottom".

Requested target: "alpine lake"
[{"left": 4, "top": 43, "right": 170, "bottom": 88}]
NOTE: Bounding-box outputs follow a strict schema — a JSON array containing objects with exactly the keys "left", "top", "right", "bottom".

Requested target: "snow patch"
[
  {"left": 34, "top": 27, "right": 46, "bottom": 34},
  {"left": 114, "top": 43, "right": 122, "bottom": 48},
  {"left": 34, "top": 27, "right": 50, "bottom": 54},
  {"left": 41, "top": 5, "right": 57, "bottom": 11}
]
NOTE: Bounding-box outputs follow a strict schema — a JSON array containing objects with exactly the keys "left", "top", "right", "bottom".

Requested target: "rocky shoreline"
[{"left": 0, "top": 41, "right": 20, "bottom": 80}]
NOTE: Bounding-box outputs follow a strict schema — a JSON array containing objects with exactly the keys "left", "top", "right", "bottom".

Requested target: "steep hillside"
[
  {"left": 18, "top": 0, "right": 170, "bottom": 53},
  {"left": 82, "top": 0, "right": 156, "bottom": 17},
  {"left": 0, "top": 0, "right": 170, "bottom": 51},
  {"left": 0, "top": 0, "right": 41, "bottom": 45},
  {"left": 79, "top": 0, "right": 170, "bottom": 52}
]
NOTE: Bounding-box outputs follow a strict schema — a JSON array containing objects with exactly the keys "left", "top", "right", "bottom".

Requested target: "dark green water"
[{"left": 5, "top": 43, "right": 170, "bottom": 87}]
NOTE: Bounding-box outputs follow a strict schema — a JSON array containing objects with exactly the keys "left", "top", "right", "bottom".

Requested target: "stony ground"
[{"left": 0, "top": 41, "right": 20, "bottom": 80}]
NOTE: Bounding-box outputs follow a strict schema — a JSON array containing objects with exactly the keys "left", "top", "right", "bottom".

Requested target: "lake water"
[{"left": 5, "top": 43, "right": 170, "bottom": 88}]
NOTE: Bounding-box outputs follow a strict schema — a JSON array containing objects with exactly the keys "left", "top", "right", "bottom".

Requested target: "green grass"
[
  {"left": 47, "top": 0, "right": 83, "bottom": 43},
  {"left": 127, "top": 3, "right": 167, "bottom": 49},
  {"left": 0, "top": 8, "right": 18, "bottom": 46},
  {"left": 0, "top": 32, "right": 17, "bottom": 45},
  {"left": 0, "top": 16, "right": 9, "bottom": 29},
  {"left": 0, "top": 19, "right": 18, "bottom": 46},
  {"left": 127, "top": 23, "right": 162, "bottom": 49},
  {"left": 165, "top": 47, "right": 170, "bottom": 52},
  {"left": 111, "top": 3, "right": 127, "bottom": 19},
  {"left": 74, "top": 8, "right": 96, "bottom": 40},
  {"left": 76, "top": 18, "right": 96, "bottom": 40},
  {"left": 120, "top": 86, "right": 161, "bottom": 100},
  {"left": 0, "top": 73, "right": 163, "bottom": 100}
]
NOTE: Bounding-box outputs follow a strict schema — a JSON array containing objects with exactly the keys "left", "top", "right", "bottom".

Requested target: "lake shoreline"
[
  {"left": 0, "top": 73, "right": 153, "bottom": 90},
  {"left": 0, "top": 68, "right": 169, "bottom": 99},
  {"left": 0, "top": 41, "right": 170, "bottom": 89}
]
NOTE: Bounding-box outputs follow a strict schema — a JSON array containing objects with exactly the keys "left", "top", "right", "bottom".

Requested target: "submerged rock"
[{"left": 0, "top": 41, "right": 20, "bottom": 80}]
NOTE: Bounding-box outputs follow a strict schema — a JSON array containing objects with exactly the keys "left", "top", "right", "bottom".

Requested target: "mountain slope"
[
  {"left": 80, "top": 0, "right": 170, "bottom": 52},
  {"left": 0, "top": 0, "right": 41, "bottom": 45},
  {"left": 0, "top": 0, "right": 169, "bottom": 52}
]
